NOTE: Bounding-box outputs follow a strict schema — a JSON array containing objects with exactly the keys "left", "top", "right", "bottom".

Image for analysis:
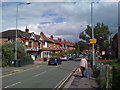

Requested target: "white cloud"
[
  {"left": 2, "top": 2, "right": 118, "bottom": 42},
  {"left": 2, "top": 0, "right": 119, "bottom": 2}
]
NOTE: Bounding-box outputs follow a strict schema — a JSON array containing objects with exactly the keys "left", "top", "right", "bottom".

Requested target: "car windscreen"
[{"left": 49, "top": 58, "right": 55, "bottom": 61}]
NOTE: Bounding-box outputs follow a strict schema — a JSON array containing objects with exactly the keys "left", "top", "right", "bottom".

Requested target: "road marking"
[
  {"left": 58, "top": 71, "right": 73, "bottom": 89},
  {"left": 0, "top": 65, "right": 43, "bottom": 78},
  {"left": 32, "top": 71, "right": 47, "bottom": 78},
  {"left": 53, "top": 67, "right": 77, "bottom": 89},
  {"left": 4, "top": 81, "right": 21, "bottom": 88}
]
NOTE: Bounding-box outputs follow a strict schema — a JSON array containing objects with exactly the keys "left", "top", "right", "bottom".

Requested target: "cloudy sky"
[{"left": 1, "top": 0, "right": 119, "bottom": 43}]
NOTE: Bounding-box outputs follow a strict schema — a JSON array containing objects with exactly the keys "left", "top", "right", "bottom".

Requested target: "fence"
[{"left": 94, "top": 60, "right": 112, "bottom": 89}]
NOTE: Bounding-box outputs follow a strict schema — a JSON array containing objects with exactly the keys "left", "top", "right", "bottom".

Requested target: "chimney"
[
  {"left": 51, "top": 35, "right": 53, "bottom": 39},
  {"left": 58, "top": 38, "right": 61, "bottom": 42},
  {"left": 40, "top": 32, "right": 44, "bottom": 36},
  {"left": 64, "top": 40, "right": 66, "bottom": 43},
  {"left": 25, "top": 26, "right": 29, "bottom": 33}
]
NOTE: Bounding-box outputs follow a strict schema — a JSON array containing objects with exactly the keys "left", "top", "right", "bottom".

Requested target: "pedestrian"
[{"left": 79, "top": 56, "right": 88, "bottom": 77}]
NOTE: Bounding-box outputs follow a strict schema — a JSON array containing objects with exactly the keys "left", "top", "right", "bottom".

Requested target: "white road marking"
[
  {"left": 4, "top": 81, "right": 21, "bottom": 88},
  {"left": 32, "top": 71, "right": 47, "bottom": 78}
]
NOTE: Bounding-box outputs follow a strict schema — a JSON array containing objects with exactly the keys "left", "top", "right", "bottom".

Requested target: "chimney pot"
[
  {"left": 51, "top": 35, "right": 53, "bottom": 39},
  {"left": 25, "top": 26, "right": 29, "bottom": 33},
  {"left": 40, "top": 32, "right": 44, "bottom": 35},
  {"left": 58, "top": 38, "right": 61, "bottom": 42}
]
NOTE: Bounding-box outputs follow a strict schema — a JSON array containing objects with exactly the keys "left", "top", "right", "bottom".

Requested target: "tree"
[
  {"left": 75, "top": 41, "right": 89, "bottom": 53},
  {"left": 1, "top": 41, "right": 32, "bottom": 67},
  {"left": 79, "top": 22, "right": 112, "bottom": 53}
]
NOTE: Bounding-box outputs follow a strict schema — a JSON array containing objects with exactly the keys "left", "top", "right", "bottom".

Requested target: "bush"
[
  {"left": 21, "top": 54, "right": 33, "bottom": 65},
  {"left": 93, "top": 68, "right": 100, "bottom": 78},
  {"left": 112, "top": 64, "right": 120, "bottom": 89},
  {"left": 1, "top": 41, "right": 31, "bottom": 67},
  {"left": 89, "top": 54, "right": 93, "bottom": 67}
]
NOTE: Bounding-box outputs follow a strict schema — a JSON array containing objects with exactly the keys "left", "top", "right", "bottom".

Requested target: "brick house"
[
  {"left": 0, "top": 28, "right": 75, "bottom": 61},
  {"left": 108, "top": 26, "right": 120, "bottom": 59}
]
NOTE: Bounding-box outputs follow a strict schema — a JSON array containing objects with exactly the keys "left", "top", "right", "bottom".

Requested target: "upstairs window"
[
  {"left": 49, "top": 42, "right": 50, "bottom": 48},
  {"left": 53, "top": 43, "right": 55, "bottom": 48}
]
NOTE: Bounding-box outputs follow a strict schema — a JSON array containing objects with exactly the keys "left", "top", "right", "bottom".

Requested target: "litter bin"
[
  {"left": 43, "top": 58, "right": 47, "bottom": 62},
  {"left": 9, "top": 59, "right": 15, "bottom": 67}
]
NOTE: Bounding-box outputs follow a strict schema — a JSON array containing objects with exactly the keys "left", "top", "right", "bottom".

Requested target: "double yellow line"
[{"left": 53, "top": 67, "right": 77, "bottom": 89}]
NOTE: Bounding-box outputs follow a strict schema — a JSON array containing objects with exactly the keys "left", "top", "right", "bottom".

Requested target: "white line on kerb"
[
  {"left": 4, "top": 81, "right": 21, "bottom": 88},
  {"left": 32, "top": 71, "right": 47, "bottom": 78}
]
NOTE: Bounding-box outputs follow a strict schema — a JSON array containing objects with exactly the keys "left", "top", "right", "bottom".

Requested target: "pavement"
[
  {"left": 64, "top": 62, "right": 99, "bottom": 89},
  {"left": 0, "top": 61, "right": 47, "bottom": 76}
]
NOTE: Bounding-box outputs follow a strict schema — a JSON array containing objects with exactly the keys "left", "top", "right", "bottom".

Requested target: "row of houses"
[
  {"left": 0, "top": 27, "right": 75, "bottom": 61},
  {"left": 106, "top": 26, "right": 120, "bottom": 59}
]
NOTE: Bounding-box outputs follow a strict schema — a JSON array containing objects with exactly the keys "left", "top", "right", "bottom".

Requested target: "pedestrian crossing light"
[{"left": 90, "top": 38, "right": 96, "bottom": 44}]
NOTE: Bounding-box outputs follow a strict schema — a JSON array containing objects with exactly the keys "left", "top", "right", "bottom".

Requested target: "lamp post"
[
  {"left": 91, "top": 2, "right": 95, "bottom": 71},
  {"left": 15, "top": 2, "right": 31, "bottom": 60}
]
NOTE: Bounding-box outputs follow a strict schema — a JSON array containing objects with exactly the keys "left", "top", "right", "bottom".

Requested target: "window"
[
  {"left": 29, "top": 42, "right": 33, "bottom": 48},
  {"left": 25, "top": 42, "right": 28, "bottom": 45},
  {"left": 43, "top": 41, "right": 45, "bottom": 45},
  {"left": 4, "top": 40, "right": 8, "bottom": 42},
  {"left": 43, "top": 41, "right": 47, "bottom": 48},
  {"left": 49, "top": 42, "right": 50, "bottom": 48},
  {"left": 64, "top": 44, "right": 65, "bottom": 48},
  {"left": 53, "top": 43, "right": 55, "bottom": 48},
  {"left": 60, "top": 45, "right": 62, "bottom": 48}
]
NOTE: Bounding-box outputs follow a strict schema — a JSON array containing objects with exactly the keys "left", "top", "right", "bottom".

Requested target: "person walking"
[{"left": 80, "top": 56, "right": 88, "bottom": 77}]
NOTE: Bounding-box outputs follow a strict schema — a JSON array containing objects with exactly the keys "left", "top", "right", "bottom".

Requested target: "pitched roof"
[
  {"left": 0, "top": 29, "right": 32, "bottom": 39},
  {"left": 0, "top": 29, "right": 75, "bottom": 47}
]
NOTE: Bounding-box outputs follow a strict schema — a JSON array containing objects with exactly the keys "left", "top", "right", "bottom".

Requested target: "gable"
[
  {"left": 30, "top": 33, "right": 36, "bottom": 40},
  {"left": 39, "top": 35, "right": 44, "bottom": 41}
]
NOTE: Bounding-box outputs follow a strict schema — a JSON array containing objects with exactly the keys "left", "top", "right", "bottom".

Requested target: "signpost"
[{"left": 90, "top": 38, "right": 96, "bottom": 44}]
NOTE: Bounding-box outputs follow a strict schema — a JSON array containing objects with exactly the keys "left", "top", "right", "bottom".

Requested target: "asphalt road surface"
[{"left": 2, "top": 60, "right": 80, "bottom": 88}]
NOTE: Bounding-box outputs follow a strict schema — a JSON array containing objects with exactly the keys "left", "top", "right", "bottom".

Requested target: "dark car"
[
  {"left": 61, "top": 55, "right": 68, "bottom": 61},
  {"left": 68, "top": 55, "right": 76, "bottom": 60},
  {"left": 48, "top": 57, "right": 61, "bottom": 65}
]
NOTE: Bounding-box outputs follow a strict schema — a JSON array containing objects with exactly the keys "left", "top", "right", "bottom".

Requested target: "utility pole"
[
  {"left": 91, "top": 2, "right": 95, "bottom": 70},
  {"left": 15, "top": 5, "right": 18, "bottom": 60}
]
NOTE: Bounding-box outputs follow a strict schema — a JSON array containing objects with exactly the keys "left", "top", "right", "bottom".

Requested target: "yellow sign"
[{"left": 90, "top": 38, "right": 96, "bottom": 44}]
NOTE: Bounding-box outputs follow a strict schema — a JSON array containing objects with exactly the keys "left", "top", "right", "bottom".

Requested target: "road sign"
[
  {"left": 90, "top": 38, "right": 96, "bottom": 44},
  {"left": 102, "top": 51, "right": 105, "bottom": 55}
]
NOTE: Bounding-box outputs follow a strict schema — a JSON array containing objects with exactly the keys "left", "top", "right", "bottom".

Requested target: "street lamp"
[
  {"left": 15, "top": 2, "right": 31, "bottom": 60},
  {"left": 91, "top": 2, "right": 95, "bottom": 71}
]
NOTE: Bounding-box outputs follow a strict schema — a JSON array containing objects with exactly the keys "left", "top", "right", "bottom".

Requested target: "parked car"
[
  {"left": 61, "top": 55, "right": 68, "bottom": 61},
  {"left": 48, "top": 57, "right": 61, "bottom": 65},
  {"left": 79, "top": 54, "right": 83, "bottom": 58},
  {"left": 68, "top": 55, "right": 75, "bottom": 60}
]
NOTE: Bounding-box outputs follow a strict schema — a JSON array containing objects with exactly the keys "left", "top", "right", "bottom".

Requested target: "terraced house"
[{"left": 0, "top": 27, "right": 75, "bottom": 61}]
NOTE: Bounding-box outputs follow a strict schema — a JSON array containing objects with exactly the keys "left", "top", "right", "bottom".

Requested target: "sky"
[{"left": 1, "top": 0, "right": 119, "bottom": 43}]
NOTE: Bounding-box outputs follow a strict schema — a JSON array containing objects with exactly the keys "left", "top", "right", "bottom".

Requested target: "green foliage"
[
  {"left": 1, "top": 41, "right": 30, "bottom": 67},
  {"left": 112, "top": 64, "right": 120, "bottom": 89},
  {"left": 99, "top": 77, "right": 106, "bottom": 89},
  {"left": 75, "top": 41, "right": 89, "bottom": 53},
  {"left": 21, "top": 54, "right": 33, "bottom": 65},
  {"left": 49, "top": 52, "right": 59, "bottom": 57},
  {"left": 67, "top": 50, "right": 77, "bottom": 55},
  {"left": 79, "top": 22, "right": 112, "bottom": 52}
]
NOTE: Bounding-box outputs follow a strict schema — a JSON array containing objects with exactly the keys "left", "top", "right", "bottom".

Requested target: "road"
[{"left": 2, "top": 60, "right": 80, "bottom": 88}]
